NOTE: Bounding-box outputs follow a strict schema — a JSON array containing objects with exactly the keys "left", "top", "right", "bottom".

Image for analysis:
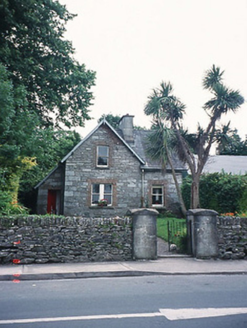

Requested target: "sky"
[{"left": 60, "top": 0, "right": 247, "bottom": 140}]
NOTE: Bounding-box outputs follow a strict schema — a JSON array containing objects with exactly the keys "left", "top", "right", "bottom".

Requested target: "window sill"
[
  {"left": 89, "top": 206, "right": 115, "bottom": 210},
  {"left": 152, "top": 205, "right": 165, "bottom": 208}
]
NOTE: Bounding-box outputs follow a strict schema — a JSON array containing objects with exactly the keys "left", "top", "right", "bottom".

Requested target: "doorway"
[{"left": 47, "top": 189, "right": 61, "bottom": 214}]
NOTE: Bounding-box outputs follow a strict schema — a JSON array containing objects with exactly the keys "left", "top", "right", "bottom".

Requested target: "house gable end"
[{"left": 61, "top": 119, "right": 145, "bottom": 165}]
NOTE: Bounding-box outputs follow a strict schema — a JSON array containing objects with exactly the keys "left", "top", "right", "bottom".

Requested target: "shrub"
[
  {"left": 0, "top": 191, "right": 12, "bottom": 215},
  {"left": 182, "top": 173, "right": 247, "bottom": 213}
]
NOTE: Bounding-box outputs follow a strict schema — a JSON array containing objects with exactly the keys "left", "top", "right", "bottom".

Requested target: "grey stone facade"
[{"left": 35, "top": 115, "right": 186, "bottom": 217}]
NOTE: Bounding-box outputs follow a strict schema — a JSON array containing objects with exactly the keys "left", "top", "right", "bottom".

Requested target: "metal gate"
[{"left": 167, "top": 220, "right": 187, "bottom": 253}]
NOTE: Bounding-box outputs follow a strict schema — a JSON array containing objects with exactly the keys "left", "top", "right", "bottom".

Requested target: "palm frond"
[{"left": 203, "top": 65, "right": 224, "bottom": 90}]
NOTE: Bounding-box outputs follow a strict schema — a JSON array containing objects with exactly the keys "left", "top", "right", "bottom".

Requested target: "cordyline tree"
[
  {"left": 146, "top": 120, "right": 187, "bottom": 216},
  {"left": 145, "top": 65, "right": 244, "bottom": 209}
]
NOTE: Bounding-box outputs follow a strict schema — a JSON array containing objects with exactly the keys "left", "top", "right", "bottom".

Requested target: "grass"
[{"left": 157, "top": 216, "right": 186, "bottom": 242}]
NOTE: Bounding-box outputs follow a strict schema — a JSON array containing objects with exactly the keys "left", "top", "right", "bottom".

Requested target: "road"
[{"left": 0, "top": 275, "right": 247, "bottom": 327}]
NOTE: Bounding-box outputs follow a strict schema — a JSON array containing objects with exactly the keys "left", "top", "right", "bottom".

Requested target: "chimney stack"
[{"left": 119, "top": 114, "right": 134, "bottom": 142}]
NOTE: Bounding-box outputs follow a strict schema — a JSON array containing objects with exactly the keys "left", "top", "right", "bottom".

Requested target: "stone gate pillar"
[
  {"left": 187, "top": 209, "right": 218, "bottom": 259},
  {"left": 128, "top": 208, "right": 158, "bottom": 260}
]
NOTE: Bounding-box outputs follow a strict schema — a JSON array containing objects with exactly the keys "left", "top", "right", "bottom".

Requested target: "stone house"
[{"left": 35, "top": 115, "right": 187, "bottom": 217}]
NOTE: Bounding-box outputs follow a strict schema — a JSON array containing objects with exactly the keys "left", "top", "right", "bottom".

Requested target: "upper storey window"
[{"left": 97, "top": 146, "right": 109, "bottom": 167}]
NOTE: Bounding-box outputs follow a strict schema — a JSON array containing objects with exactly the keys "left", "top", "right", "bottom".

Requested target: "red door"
[{"left": 47, "top": 190, "right": 57, "bottom": 214}]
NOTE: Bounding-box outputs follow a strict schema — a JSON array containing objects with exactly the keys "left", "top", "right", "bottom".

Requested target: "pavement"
[{"left": 1, "top": 256, "right": 247, "bottom": 281}]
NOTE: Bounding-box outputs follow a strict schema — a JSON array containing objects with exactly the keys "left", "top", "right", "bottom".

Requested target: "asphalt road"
[{"left": 0, "top": 275, "right": 247, "bottom": 327}]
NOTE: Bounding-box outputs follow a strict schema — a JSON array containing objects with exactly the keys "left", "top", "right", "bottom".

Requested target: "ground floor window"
[
  {"left": 151, "top": 186, "right": 163, "bottom": 206},
  {"left": 91, "top": 183, "right": 112, "bottom": 206}
]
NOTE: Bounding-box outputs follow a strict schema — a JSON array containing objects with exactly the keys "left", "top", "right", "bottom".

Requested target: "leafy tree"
[
  {"left": 0, "top": 0, "right": 95, "bottom": 128},
  {"left": 0, "top": 0, "right": 95, "bottom": 213},
  {"left": 19, "top": 128, "right": 81, "bottom": 212},
  {"left": 145, "top": 66, "right": 244, "bottom": 209},
  {"left": 0, "top": 63, "right": 38, "bottom": 213},
  {"left": 0, "top": 63, "right": 81, "bottom": 213},
  {"left": 98, "top": 114, "right": 122, "bottom": 129},
  {"left": 98, "top": 113, "right": 146, "bottom": 130}
]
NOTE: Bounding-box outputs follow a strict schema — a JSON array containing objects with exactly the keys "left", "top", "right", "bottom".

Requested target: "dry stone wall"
[
  {"left": 0, "top": 216, "right": 132, "bottom": 264},
  {"left": 217, "top": 216, "right": 247, "bottom": 259}
]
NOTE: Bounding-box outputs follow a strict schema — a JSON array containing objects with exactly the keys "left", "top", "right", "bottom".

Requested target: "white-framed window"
[
  {"left": 97, "top": 146, "right": 109, "bottom": 167},
  {"left": 151, "top": 186, "right": 163, "bottom": 206},
  {"left": 91, "top": 183, "right": 112, "bottom": 206}
]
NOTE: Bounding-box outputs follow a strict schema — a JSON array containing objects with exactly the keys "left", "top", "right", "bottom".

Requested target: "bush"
[
  {"left": 182, "top": 173, "right": 247, "bottom": 213},
  {"left": 0, "top": 190, "right": 29, "bottom": 215},
  {"left": 0, "top": 191, "right": 12, "bottom": 214}
]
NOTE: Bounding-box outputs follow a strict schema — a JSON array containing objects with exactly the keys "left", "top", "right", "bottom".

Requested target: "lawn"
[{"left": 157, "top": 216, "right": 186, "bottom": 242}]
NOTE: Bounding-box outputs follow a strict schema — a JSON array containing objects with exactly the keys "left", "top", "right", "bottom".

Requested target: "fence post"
[
  {"left": 167, "top": 221, "right": 170, "bottom": 251},
  {"left": 187, "top": 209, "right": 218, "bottom": 259},
  {"left": 128, "top": 208, "right": 158, "bottom": 260}
]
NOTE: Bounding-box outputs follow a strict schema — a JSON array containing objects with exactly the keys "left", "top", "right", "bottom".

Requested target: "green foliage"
[
  {"left": 157, "top": 217, "right": 187, "bottom": 253},
  {"left": 216, "top": 123, "right": 247, "bottom": 155},
  {"left": 19, "top": 129, "right": 81, "bottom": 211},
  {"left": 144, "top": 66, "right": 244, "bottom": 209},
  {"left": 182, "top": 173, "right": 247, "bottom": 213},
  {"left": 98, "top": 114, "right": 121, "bottom": 129},
  {"left": 0, "top": 0, "right": 95, "bottom": 128},
  {"left": 157, "top": 217, "right": 186, "bottom": 241},
  {"left": 0, "top": 167, "right": 29, "bottom": 215},
  {"left": 238, "top": 182, "right": 247, "bottom": 213},
  {"left": 2, "top": 202, "right": 29, "bottom": 216},
  {"left": 0, "top": 0, "right": 93, "bottom": 214},
  {"left": 98, "top": 113, "right": 147, "bottom": 130},
  {"left": 0, "top": 191, "right": 12, "bottom": 215}
]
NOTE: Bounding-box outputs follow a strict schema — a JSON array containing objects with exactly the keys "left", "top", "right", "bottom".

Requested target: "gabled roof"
[
  {"left": 34, "top": 165, "right": 61, "bottom": 189},
  {"left": 35, "top": 118, "right": 187, "bottom": 189},
  {"left": 61, "top": 119, "right": 146, "bottom": 164}
]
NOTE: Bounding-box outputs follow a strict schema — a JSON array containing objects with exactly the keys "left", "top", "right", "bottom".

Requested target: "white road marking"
[
  {"left": 0, "top": 308, "right": 246, "bottom": 325},
  {"left": 0, "top": 313, "right": 162, "bottom": 325},
  {"left": 160, "top": 308, "right": 247, "bottom": 320}
]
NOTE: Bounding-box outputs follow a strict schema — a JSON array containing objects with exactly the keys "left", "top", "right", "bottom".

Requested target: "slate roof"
[
  {"left": 35, "top": 119, "right": 187, "bottom": 189},
  {"left": 61, "top": 119, "right": 145, "bottom": 164},
  {"left": 117, "top": 128, "right": 186, "bottom": 171},
  {"left": 203, "top": 155, "right": 247, "bottom": 175},
  {"left": 61, "top": 119, "right": 186, "bottom": 171}
]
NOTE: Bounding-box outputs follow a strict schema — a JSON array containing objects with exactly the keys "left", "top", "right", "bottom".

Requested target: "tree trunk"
[
  {"left": 167, "top": 149, "right": 187, "bottom": 217},
  {"left": 191, "top": 176, "right": 200, "bottom": 209}
]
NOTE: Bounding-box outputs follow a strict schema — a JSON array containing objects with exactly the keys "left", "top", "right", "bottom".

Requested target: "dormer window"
[{"left": 97, "top": 145, "right": 109, "bottom": 167}]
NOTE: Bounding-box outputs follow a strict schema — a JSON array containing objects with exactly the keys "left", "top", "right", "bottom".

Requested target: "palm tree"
[
  {"left": 146, "top": 119, "right": 187, "bottom": 217},
  {"left": 145, "top": 66, "right": 244, "bottom": 209}
]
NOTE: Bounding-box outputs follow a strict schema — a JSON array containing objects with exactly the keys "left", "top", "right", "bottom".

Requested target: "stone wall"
[
  {"left": 0, "top": 216, "right": 132, "bottom": 264},
  {"left": 217, "top": 216, "right": 247, "bottom": 259}
]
